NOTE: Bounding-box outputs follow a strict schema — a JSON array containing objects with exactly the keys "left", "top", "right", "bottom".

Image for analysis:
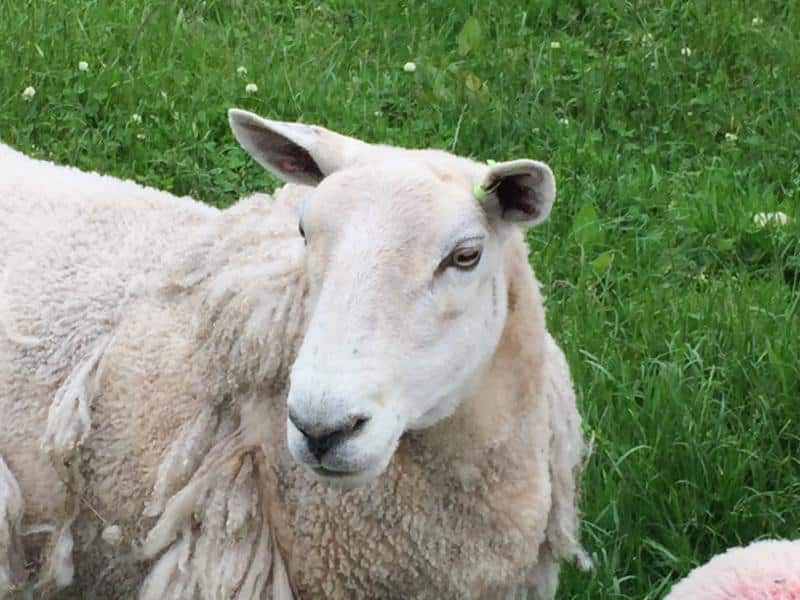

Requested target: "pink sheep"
[{"left": 666, "top": 539, "right": 800, "bottom": 600}]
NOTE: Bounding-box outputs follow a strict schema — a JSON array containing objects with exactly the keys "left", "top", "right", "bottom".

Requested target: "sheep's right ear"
[
  {"left": 228, "top": 109, "right": 369, "bottom": 185},
  {"left": 479, "top": 159, "right": 556, "bottom": 228}
]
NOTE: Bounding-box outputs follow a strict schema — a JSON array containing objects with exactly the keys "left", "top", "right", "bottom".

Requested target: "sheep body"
[
  {"left": 0, "top": 142, "right": 303, "bottom": 596},
  {"left": 666, "top": 539, "right": 800, "bottom": 600},
  {"left": 0, "top": 140, "right": 587, "bottom": 598}
]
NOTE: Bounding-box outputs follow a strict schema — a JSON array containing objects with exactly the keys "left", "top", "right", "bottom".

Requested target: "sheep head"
[{"left": 229, "top": 109, "right": 556, "bottom": 488}]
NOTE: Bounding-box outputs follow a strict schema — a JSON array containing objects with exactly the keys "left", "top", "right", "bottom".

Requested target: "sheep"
[
  {"left": 665, "top": 539, "right": 800, "bottom": 600},
  {"left": 0, "top": 109, "right": 589, "bottom": 599}
]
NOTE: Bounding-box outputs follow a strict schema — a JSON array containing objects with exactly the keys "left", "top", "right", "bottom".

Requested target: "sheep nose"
[{"left": 288, "top": 410, "right": 370, "bottom": 461}]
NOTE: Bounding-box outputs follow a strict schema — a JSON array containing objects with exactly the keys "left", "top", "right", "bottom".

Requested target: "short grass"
[{"left": 1, "top": 1, "right": 798, "bottom": 598}]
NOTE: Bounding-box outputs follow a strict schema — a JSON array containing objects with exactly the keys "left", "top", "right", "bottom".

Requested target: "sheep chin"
[{"left": 305, "top": 462, "right": 383, "bottom": 490}]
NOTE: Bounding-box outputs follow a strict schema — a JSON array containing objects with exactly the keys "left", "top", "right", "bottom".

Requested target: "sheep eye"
[
  {"left": 298, "top": 221, "right": 306, "bottom": 240},
  {"left": 451, "top": 246, "right": 482, "bottom": 270}
]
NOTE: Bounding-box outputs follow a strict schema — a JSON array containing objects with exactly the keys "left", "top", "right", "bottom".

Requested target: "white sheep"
[
  {"left": 0, "top": 110, "right": 589, "bottom": 599},
  {"left": 665, "top": 539, "right": 800, "bottom": 599}
]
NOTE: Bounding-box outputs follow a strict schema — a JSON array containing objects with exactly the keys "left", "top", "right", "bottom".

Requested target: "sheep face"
[
  {"left": 286, "top": 163, "right": 511, "bottom": 487},
  {"left": 229, "top": 109, "right": 555, "bottom": 488}
]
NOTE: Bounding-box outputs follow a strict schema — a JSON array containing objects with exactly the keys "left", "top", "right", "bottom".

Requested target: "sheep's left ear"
[{"left": 479, "top": 159, "right": 556, "bottom": 228}]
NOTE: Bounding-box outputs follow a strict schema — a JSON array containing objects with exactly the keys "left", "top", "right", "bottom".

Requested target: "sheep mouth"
[
  {"left": 310, "top": 465, "right": 359, "bottom": 478},
  {"left": 307, "top": 464, "right": 378, "bottom": 489}
]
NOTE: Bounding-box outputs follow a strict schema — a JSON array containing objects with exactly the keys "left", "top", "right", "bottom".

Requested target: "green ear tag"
[{"left": 474, "top": 159, "right": 499, "bottom": 201}]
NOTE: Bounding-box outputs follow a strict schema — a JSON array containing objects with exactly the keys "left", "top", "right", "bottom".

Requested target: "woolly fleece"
[{"left": 0, "top": 141, "right": 587, "bottom": 598}]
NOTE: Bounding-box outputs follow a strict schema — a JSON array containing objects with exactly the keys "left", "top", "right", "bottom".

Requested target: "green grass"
[{"left": 1, "top": 1, "right": 798, "bottom": 598}]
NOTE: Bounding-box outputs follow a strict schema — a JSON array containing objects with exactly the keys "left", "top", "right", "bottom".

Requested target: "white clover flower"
[
  {"left": 373, "top": 110, "right": 383, "bottom": 117},
  {"left": 136, "top": 133, "right": 146, "bottom": 140},
  {"left": 724, "top": 132, "right": 738, "bottom": 143},
  {"left": 245, "top": 83, "right": 258, "bottom": 93},
  {"left": 131, "top": 113, "right": 142, "bottom": 124},
  {"left": 753, "top": 212, "right": 790, "bottom": 227},
  {"left": 558, "top": 117, "right": 569, "bottom": 126},
  {"left": 550, "top": 41, "right": 561, "bottom": 49},
  {"left": 78, "top": 61, "right": 89, "bottom": 72},
  {"left": 237, "top": 65, "right": 247, "bottom": 75},
  {"left": 752, "top": 16, "right": 763, "bottom": 26},
  {"left": 403, "top": 62, "right": 416, "bottom": 73},
  {"left": 681, "top": 47, "right": 692, "bottom": 57},
  {"left": 22, "top": 86, "right": 36, "bottom": 100}
]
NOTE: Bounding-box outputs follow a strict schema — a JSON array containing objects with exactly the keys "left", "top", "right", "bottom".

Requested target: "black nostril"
[
  {"left": 289, "top": 411, "right": 370, "bottom": 461},
  {"left": 338, "top": 413, "right": 371, "bottom": 438},
  {"left": 352, "top": 416, "right": 368, "bottom": 434}
]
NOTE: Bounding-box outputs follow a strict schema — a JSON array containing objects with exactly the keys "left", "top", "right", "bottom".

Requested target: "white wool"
[
  {"left": 144, "top": 406, "right": 219, "bottom": 518},
  {"left": 666, "top": 539, "right": 800, "bottom": 600},
  {"left": 41, "top": 335, "right": 109, "bottom": 471},
  {"left": 140, "top": 412, "right": 290, "bottom": 599},
  {"left": 540, "top": 334, "right": 593, "bottom": 572},
  {"left": 43, "top": 526, "right": 75, "bottom": 588},
  {"left": 137, "top": 398, "right": 293, "bottom": 598},
  {"left": 138, "top": 530, "right": 193, "bottom": 599},
  {"left": 516, "top": 335, "right": 591, "bottom": 600},
  {"left": 141, "top": 429, "right": 254, "bottom": 559},
  {"left": 0, "top": 457, "right": 25, "bottom": 591}
]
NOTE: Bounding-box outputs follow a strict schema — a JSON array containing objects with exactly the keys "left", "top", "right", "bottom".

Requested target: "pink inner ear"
[{"left": 276, "top": 158, "right": 302, "bottom": 173}]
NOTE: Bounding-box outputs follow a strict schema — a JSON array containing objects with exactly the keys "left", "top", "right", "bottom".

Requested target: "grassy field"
[{"left": 1, "top": 1, "right": 798, "bottom": 597}]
